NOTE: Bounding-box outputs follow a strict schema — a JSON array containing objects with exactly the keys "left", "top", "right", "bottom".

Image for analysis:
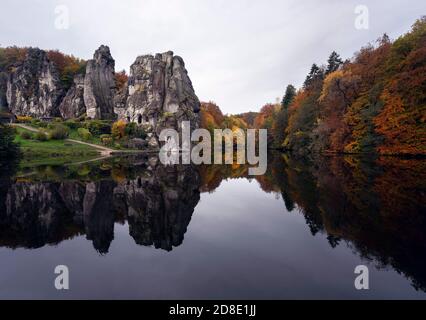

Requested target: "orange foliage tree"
[
  {"left": 47, "top": 50, "right": 86, "bottom": 89},
  {"left": 200, "top": 101, "right": 225, "bottom": 132},
  {"left": 112, "top": 120, "right": 127, "bottom": 140},
  {"left": 115, "top": 70, "right": 128, "bottom": 91},
  {"left": 273, "top": 16, "right": 426, "bottom": 156}
]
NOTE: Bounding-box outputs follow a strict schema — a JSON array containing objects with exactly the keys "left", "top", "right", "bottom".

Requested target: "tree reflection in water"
[{"left": 0, "top": 153, "right": 425, "bottom": 290}]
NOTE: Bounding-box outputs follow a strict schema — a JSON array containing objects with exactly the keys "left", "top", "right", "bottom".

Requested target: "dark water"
[{"left": 0, "top": 153, "right": 425, "bottom": 299}]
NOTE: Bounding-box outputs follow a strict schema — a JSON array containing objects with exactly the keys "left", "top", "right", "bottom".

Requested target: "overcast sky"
[{"left": 0, "top": 0, "right": 424, "bottom": 114}]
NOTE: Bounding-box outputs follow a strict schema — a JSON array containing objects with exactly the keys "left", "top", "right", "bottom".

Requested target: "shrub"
[
  {"left": 125, "top": 122, "right": 137, "bottom": 136},
  {"left": 19, "top": 130, "right": 32, "bottom": 140},
  {"left": 30, "top": 118, "right": 41, "bottom": 127},
  {"left": 34, "top": 130, "right": 48, "bottom": 141},
  {"left": 135, "top": 127, "right": 146, "bottom": 139},
  {"left": 100, "top": 134, "right": 111, "bottom": 140},
  {"left": 64, "top": 119, "right": 80, "bottom": 130},
  {"left": 84, "top": 120, "right": 112, "bottom": 135},
  {"left": 78, "top": 128, "right": 92, "bottom": 141},
  {"left": 48, "top": 124, "right": 69, "bottom": 140},
  {"left": 124, "top": 122, "right": 146, "bottom": 139},
  {"left": 112, "top": 120, "right": 127, "bottom": 139},
  {"left": 162, "top": 112, "right": 174, "bottom": 118},
  {"left": 101, "top": 137, "right": 113, "bottom": 146},
  {"left": 16, "top": 115, "right": 32, "bottom": 123}
]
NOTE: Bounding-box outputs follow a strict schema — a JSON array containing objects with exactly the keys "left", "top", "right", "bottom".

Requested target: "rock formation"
[
  {"left": 83, "top": 45, "right": 116, "bottom": 120},
  {"left": 6, "top": 48, "right": 64, "bottom": 117},
  {"left": 59, "top": 74, "right": 86, "bottom": 119},
  {"left": 123, "top": 51, "right": 200, "bottom": 145},
  {"left": 1, "top": 45, "right": 201, "bottom": 139},
  {"left": 113, "top": 82, "right": 128, "bottom": 120},
  {"left": 0, "top": 72, "right": 8, "bottom": 108}
]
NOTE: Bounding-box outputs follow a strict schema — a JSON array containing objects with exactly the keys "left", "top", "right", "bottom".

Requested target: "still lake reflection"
[{"left": 0, "top": 153, "right": 425, "bottom": 299}]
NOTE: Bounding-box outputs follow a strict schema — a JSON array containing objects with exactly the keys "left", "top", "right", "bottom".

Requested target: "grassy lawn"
[
  {"left": 27, "top": 123, "right": 113, "bottom": 148},
  {"left": 68, "top": 128, "right": 104, "bottom": 146},
  {"left": 14, "top": 127, "right": 100, "bottom": 162},
  {"left": 22, "top": 120, "right": 145, "bottom": 151}
]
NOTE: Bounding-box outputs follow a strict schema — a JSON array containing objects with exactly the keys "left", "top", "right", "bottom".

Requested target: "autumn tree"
[
  {"left": 374, "top": 17, "right": 426, "bottom": 155},
  {"left": 115, "top": 70, "right": 128, "bottom": 91},
  {"left": 47, "top": 50, "right": 86, "bottom": 90},
  {"left": 325, "top": 51, "right": 343, "bottom": 75},
  {"left": 281, "top": 84, "right": 296, "bottom": 108},
  {"left": 234, "top": 112, "right": 258, "bottom": 127},
  {"left": 273, "top": 84, "right": 296, "bottom": 148},
  {"left": 283, "top": 61, "right": 325, "bottom": 154},
  {"left": 0, "top": 46, "right": 28, "bottom": 71},
  {"left": 304, "top": 63, "right": 324, "bottom": 88},
  {"left": 200, "top": 101, "right": 226, "bottom": 133},
  {"left": 112, "top": 120, "right": 127, "bottom": 140},
  {"left": 254, "top": 103, "right": 277, "bottom": 129},
  {"left": 317, "top": 69, "right": 360, "bottom": 152}
]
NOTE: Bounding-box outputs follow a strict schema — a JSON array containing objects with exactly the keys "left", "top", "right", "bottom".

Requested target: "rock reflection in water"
[
  {"left": 0, "top": 153, "right": 425, "bottom": 292},
  {"left": 0, "top": 157, "right": 201, "bottom": 253}
]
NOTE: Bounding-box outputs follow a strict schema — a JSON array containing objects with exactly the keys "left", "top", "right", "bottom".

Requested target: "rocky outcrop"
[
  {"left": 124, "top": 51, "right": 200, "bottom": 145},
  {"left": 0, "top": 72, "right": 8, "bottom": 108},
  {"left": 6, "top": 48, "right": 64, "bottom": 117},
  {"left": 59, "top": 74, "right": 86, "bottom": 119},
  {"left": 84, "top": 45, "right": 116, "bottom": 120},
  {"left": 113, "top": 82, "right": 128, "bottom": 120},
  {"left": 2, "top": 45, "right": 201, "bottom": 141}
]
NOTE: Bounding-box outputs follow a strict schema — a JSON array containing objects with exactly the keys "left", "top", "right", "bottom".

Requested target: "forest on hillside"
[{"left": 201, "top": 17, "right": 426, "bottom": 156}]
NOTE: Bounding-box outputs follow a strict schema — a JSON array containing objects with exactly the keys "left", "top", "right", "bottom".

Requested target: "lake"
[{"left": 0, "top": 153, "right": 425, "bottom": 299}]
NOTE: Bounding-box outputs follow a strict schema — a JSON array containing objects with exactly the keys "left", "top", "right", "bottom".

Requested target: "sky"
[{"left": 0, "top": 0, "right": 424, "bottom": 114}]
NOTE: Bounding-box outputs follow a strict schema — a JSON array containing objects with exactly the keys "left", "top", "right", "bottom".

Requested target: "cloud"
[{"left": 0, "top": 0, "right": 424, "bottom": 113}]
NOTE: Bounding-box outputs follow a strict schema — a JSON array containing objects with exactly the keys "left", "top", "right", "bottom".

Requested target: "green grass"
[
  {"left": 68, "top": 128, "right": 105, "bottom": 146},
  {"left": 67, "top": 128, "right": 138, "bottom": 151},
  {"left": 25, "top": 122, "right": 143, "bottom": 151},
  {"left": 26, "top": 122, "right": 108, "bottom": 148},
  {"left": 14, "top": 127, "right": 100, "bottom": 162}
]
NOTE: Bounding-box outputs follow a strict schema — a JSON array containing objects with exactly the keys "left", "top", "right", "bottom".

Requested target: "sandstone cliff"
[
  {"left": 84, "top": 45, "right": 116, "bottom": 120},
  {"left": 0, "top": 72, "right": 8, "bottom": 108},
  {"left": 121, "top": 51, "right": 200, "bottom": 145},
  {"left": 59, "top": 74, "right": 86, "bottom": 119},
  {"left": 6, "top": 48, "right": 64, "bottom": 117},
  {"left": 2, "top": 45, "right": 200, "bottom": 136}
]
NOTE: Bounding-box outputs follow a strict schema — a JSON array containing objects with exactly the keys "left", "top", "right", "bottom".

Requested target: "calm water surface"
[{"left": 0, "top": 153, "right": 425, "bottom": 299}]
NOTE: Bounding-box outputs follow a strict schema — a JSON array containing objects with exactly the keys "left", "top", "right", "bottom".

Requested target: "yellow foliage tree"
[{"left": 112, "top": 120, "right": 127, "bottom": 140}]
